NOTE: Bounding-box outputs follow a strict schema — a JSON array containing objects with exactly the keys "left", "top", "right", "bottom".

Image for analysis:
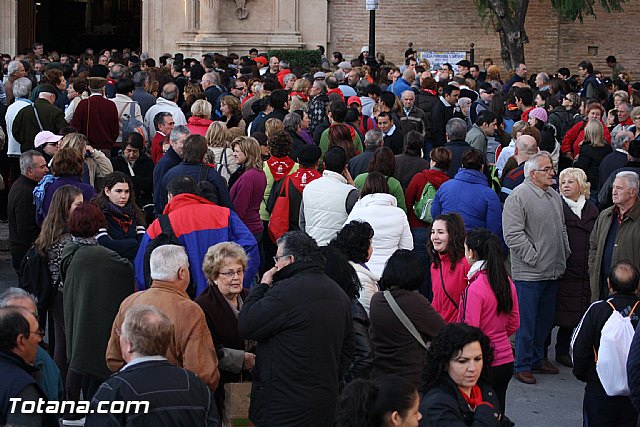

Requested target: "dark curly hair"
[
  {"left": 319, "top": 246, "right": 362, "bottom": 299},
  {"left": 330, "top": 220, "right": 374, "bottom": 264},
  {"left": 427, "top": 213, "right": 466, "bottom": 271},
  {"left": 268, "top": 130, "right": 293, "bottom": 158},
  {"left": 420, "top": 323, "right": 494, "bottom": 394}
]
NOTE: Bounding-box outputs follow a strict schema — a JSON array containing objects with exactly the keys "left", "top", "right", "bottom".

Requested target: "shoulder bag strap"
[
  {"left": 439, "top": 265, "right": 459, "bottom": 310},
  {"left": 199, "top": 164, "right": 209, "bottom": 182},
  {"left": 32, "top": 104, "right": 44, "bottom": 131},
  {"left": 383, "top": 290, "right": 428, "bottom": 349},
  {"left": 158, "top": 214, "right": 174, "bottom": 236}
]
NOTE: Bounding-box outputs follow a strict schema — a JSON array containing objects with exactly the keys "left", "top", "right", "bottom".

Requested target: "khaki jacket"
[
  {"left": 105, "top": 281, "right": 220, "bottom": 391},
  {"left": 503, "top": 178, "right": 571, "bottom": 281},
  {"left": 588, "top": 199, "right": 640, "bottom": 302}
]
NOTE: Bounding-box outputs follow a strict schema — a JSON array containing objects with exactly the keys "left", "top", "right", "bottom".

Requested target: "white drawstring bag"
[{"left": 596, "top": 300, "right": 639, "bottom": 396}]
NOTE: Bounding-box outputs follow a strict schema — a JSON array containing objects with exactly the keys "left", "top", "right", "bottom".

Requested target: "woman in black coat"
[
  {"left": 92, "top": 171, "right": 146, "bottom": 262},
  {"left": 195, "top": 242, "right": 256, "bottom": 414},
  {"left": 551, "top": 168, "right": 599, "bottom": 367},
  {"left": 110, "top": 133, "right": 155, "bottom": 222},
  {"left": 320, "top": 246, "right": 374, "bottom": 388},
  {"left": 573, "top": 119, "right": 612, "bottom": 203},
  {"left": 419, "top": 324, "right": 513, "bottom": 426}
]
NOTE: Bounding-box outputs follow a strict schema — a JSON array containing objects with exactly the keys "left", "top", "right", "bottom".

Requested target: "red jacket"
[
  {"left": 404, "top": 169, "right": 450, "bottom": 229},
  {"left": 151, "top": 132, "right": 169, "bottom": 164},
  {"left": 561, "top": 119, "right": 611, "bottom": 156},
  {"left": 431, "top": 253, "right": 470, "bottom": 323}
]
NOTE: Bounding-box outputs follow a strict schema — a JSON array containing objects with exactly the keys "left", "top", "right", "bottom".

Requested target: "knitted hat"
[{"left": 529, "top": 107, "right": 548, "bottom": 123}]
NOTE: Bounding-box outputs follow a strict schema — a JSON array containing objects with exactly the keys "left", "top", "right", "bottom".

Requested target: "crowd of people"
[{"left": 1, "top": 42, "right": 640, "bottom": 426}]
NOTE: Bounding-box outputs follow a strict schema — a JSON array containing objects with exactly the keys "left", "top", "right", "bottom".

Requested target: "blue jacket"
[
  {"left": 134, "top": 193, "right": 258, "bottom": 295},
  {"left": 389, "top": 78, "right": 412, "bottom": 98},
  {"left": 153, "top": 147, "right": 182, "bottom": 216},
  {"left": 158, "top": 162, "right": 234, "bottom": 214},
  {"left": 431, "top": 168, "right": 503, "bottom": 238}
]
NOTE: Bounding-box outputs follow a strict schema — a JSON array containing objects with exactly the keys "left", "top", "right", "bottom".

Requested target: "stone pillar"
[
  {"left": 185, "top": 0, "right": 198, "bottom": 34},
  {"left": 269, "top": 0, "right": 303, "bottom": 45},
  {"left": 142, "top": 0, "right": 165, "bottom": 60},
  {"left": 0, "top": 0, "right": 17, "bottom": 55},
  {"left": 199, "top": 0, "right": 220, "bottom": 34}
]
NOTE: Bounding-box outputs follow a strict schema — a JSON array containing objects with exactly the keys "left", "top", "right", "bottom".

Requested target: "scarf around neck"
[
  {"left": 103, "top": 201, "right": 135, "bottom": 233},
  {"left": 267, "top": 156, "right": 296, "bottom": 181},
  {"left": 562, "top": 194, "right": 586, "bottom": 219},
  {"left": 459, "top": 385, "right": 492, "bottom": 411}
]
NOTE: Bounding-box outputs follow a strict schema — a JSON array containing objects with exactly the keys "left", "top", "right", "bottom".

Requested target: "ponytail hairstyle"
[
  {"left": 465, "top": 228, "right": 512, "bottom": 314},
  {"left": 336, "top": 376, "right": 417, "bottom": 427}
]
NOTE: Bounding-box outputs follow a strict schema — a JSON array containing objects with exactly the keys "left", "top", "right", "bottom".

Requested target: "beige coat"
[{"left": 105, "top": 281, "right": 220, "bottom": 391}]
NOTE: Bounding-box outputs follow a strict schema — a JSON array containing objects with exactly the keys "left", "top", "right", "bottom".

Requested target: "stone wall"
[{"left": 328, "top": 0, "right": 637, "bottom": 77}]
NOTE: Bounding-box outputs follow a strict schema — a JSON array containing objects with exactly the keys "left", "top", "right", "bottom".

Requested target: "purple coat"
[
  {"left": 229, "top": 167, "right": 267, "bottom": 235},
  {"left": 37, "top": 175, "right": 96, "bottom": 226}
]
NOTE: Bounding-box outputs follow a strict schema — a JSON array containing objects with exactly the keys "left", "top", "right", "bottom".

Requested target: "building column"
[
  {"left": 199, "top": 0, "right": 220, "bottom": 34},
  {"left": 0, "top": 0, "right": 18, "bottom": 56},
  {"left": 141, "top": 0, "right": 165, "bottom": 60}
]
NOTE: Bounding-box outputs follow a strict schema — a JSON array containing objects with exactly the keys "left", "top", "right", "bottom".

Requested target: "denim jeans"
[
  {"left": 514, "top": 280, "right": 557, "bottom": 372},
  {"left": 411, "top": 227, "right": 432, "bottom": 301}
]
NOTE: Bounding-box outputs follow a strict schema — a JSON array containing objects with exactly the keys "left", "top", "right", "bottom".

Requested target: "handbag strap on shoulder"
[{"left": 383, "top": 290, "right": 428, "bottom": 349}]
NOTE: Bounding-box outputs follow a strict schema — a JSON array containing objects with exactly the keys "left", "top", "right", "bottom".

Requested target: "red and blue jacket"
[{"left": 134, "top": 193, "right": 259, "bottom": 296}]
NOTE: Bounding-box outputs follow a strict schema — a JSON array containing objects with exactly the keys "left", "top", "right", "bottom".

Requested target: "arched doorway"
[{"left": 27, "top": 0, "right": 141, "bottom": 54}]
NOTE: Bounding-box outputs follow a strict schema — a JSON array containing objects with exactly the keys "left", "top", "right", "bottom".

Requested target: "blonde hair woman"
[
  {"left": 553, "top": 167, "right": 599, "bottom": 367},
  {"left": 187, "top": 99, "right": 213, "bottom": 136},
  {"left": 59, "top": 132, "right": 113, "bottom": 189},
  {"left": 264, "top": 118, "right": 284, "bottom": 139},
  {"left": 204, "top": 121, "right": 237, "bottom": 183},
  {"left": 574, "top": 120, "right": 612, "bottom": 200},
  {"left": 229, "top": 137, "right": 267, "bottom": 239},
  {"left": 194, "top": 241, "right": 255, "bottom": 413}
]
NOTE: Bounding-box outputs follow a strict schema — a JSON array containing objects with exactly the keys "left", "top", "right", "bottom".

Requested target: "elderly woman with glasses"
[{"left": 195, "top": 242, "right": 256, "bottom": 414}]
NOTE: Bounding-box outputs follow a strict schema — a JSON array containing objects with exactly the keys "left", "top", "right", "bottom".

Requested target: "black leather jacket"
[{"left": 340, "top": 298, "right": 374, "bottom": 388}]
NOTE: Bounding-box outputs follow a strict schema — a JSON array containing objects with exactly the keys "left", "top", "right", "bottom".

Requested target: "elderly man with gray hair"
[
  {"left": 106, "top": 245, "right": 220, "bottom": 392},
  {"left": 503, "top": 151, "right": 571, "bottom": 385},
  {"left": 6, "top": 77, "right": 32, "bottom": 158},
  {"left": 144, "top": 82, "right": 187, "bottom": 139},
  {"left": 444, "top": 117, "right": 471, "bottom": 177},
  {"left": 348, "top": 128, "right": 384, "bottom": 178},
  {"left": 91, "top": 304, "right": 219, "bottom": 426},
  {"left": 599, "top": 129, "right": 633, "bottom": 191},
  {"left": 589, "top": 170, "right": 640, "bottom": 301}
]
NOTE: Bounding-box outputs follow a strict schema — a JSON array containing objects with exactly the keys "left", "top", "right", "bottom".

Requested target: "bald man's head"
[{"left": 514, "top": 135, "right": 538, "bottom": 162}]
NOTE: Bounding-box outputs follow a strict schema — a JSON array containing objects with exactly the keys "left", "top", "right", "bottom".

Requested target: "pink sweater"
[
  {"left": 431, "top": 254, "right": 470, "bottom": 323},
  {"left": 458, "top": 270, "right": 520, "bottom": 367}
]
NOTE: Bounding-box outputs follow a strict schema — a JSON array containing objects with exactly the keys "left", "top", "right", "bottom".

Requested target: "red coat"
[
  {"left": 151, "top": 132, "right": 169, "bottom": 164},
  {"left": 561, "top": 119, "right": 611, "bottom": 156},
  {"left": 404, "top": 169, "right": 450, "bottom": 229},
  {"left": 70, "top": 95, "right": 120, "bottom": 150}
]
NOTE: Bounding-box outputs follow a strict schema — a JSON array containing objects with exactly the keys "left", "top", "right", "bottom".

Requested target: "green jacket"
[
  {"left": 62, "top": 242, "right": 134, "bottom": 380},
  {"left": 12, "top": 98, "right": 67, "bottom": 152},
  {"left": 353, "top": 173, "right": 407, "bottom": 213},
  {"left": 589, "top": 199, "right": 640, "bottom": 302},
  {"left": 319, "top": 126, "right": 364, "bottom": 160}
]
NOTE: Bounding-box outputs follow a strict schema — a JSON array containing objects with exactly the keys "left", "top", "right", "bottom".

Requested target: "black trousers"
[
  {"left": 491, "top": 362, "right": 514, "bottom": 414},
  {"left": 583, "top": 388, "right": 637, "bottom": 427}
]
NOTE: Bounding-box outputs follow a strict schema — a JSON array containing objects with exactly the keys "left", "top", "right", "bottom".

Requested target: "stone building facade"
[{"left": 0, "top": 0, "right": 636, "bottom": 76}]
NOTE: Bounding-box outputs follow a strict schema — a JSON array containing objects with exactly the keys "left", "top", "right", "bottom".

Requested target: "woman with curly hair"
[
  {"left": 204, "top": 121, "right": 238, "bottom": 183},
  {"left": 419, "top": 323, "right": 513, "bottom": 426},
  {"left": 353, "top": 146, "right": 406, "bottom": 212},
  {"left": 428, "top": 213, "right": 470, "bottom": 322},
  {"left": 330, "top": 220, "right": 379, "bottom": 314}
]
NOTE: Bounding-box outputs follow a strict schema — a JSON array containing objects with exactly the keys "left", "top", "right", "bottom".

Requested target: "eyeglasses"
[
  {"left": 30, "top": 329, "right": 45, "bottom": 338},
  {"left": 534, "top": 167, "right": 554, "bottom": 173},
  {"left": 273, "top": 255, "right": 290, "bottom": 264},
  {"left": 219, "top": 269, "right": 245, "bottom": 278}
]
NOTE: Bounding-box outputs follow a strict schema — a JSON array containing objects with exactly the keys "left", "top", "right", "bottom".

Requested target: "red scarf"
[
  {"left": 327, "top": 88, "right": 345, "bottom": 101},
  {"left": 422, "top": 89, "right": 438, "bottom": 96},
  {"left": 267, "top": 156, "right": 296, "bottom": 181},
  {"left": 459, "top": 385, "right": 493, "bottom": 411},
  {"left": 290, "top": 91, "right": 309, "bottom": 102},
  {"left": 289, "top": 168, "right": 321, "bottom": 192}
]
